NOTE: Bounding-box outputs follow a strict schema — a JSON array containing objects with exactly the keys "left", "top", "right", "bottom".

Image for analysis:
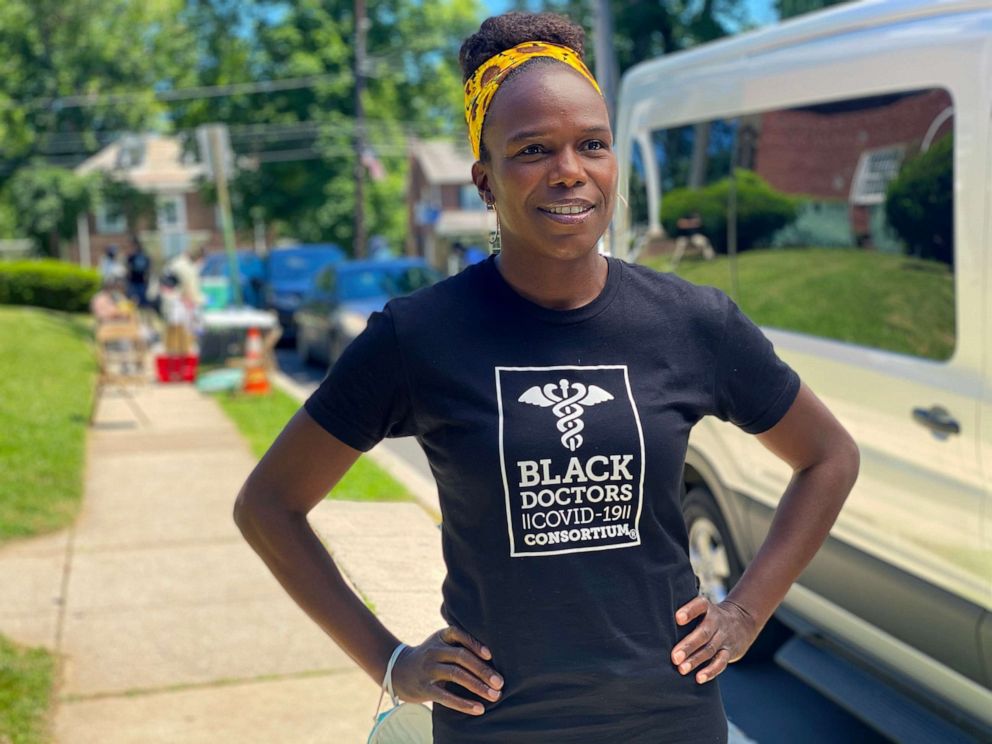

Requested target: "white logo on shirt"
[{"left": 518, "top": 379, "right": 614, "bottom": 451}]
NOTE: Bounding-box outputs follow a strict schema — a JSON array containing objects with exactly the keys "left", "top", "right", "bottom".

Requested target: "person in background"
[
  {"left": 90, "top": 276, "right": 132, "bottom": 324},
  {"left": 126, "top": 236, "right": 151, "bottom": 308},
  {"left": 163, "top": 246, "right": 205, "bottom": 356},
  {"left": 99, "top": 245, "right": 124, "bottom": 283}
]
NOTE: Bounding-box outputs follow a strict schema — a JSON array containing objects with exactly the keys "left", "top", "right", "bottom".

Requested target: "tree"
[
  {"left": 2, "top": 165, "right": 96, "bottom": 256},
  {"left": 97, "top": 173, "right": 158, "bottom": 242},
  {"left": 885, "top": 136, "right": 953, "bottom": 266},
  {"left": 775, "top": 0, "right": 851, "bottom": 21},
  {"left": 0, "top": 0, "right": 196, "bottom": 180},
  {"left": 173, "top": 0, "right": 480, "bottom": 251}
]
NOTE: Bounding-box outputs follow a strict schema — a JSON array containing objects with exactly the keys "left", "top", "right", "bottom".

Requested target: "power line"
[{"left": 11, "top": 72, "right": 355, "bottom": 111}]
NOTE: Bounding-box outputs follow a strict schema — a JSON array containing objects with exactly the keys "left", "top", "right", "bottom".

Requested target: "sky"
[{"left": 485, "top": 1, "right": 780, "bottom": 31}]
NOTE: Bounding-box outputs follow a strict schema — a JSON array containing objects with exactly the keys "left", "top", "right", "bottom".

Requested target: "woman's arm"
[
  {"left": 670, "top": 382, "right": 860, "bottom": 683},
  {"left": 234, "top": 408, "right": 502, "bottom": 714}
]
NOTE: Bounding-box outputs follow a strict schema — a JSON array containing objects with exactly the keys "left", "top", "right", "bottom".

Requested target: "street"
[{"left": 277, "top": 348, "right": 890, "bottom": 744}]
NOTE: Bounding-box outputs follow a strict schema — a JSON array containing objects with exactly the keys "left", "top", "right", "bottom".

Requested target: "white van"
[{"left": 613, "top": 1, "right": 991, "bottom": 740}]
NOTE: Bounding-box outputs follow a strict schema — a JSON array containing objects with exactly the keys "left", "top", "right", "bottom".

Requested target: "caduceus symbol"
[{"left": 518, "top": 378, "right": 614, "bottom": 451}]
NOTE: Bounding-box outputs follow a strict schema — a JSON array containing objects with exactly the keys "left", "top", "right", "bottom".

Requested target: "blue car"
[
  {"left": 294, "top": 257, "right": 443, "bottom": 366},
  {"left": 265, "top": 244, "right": 347, "bottom": 339},
  {"left": 199, "top": 250, "right": 267, "bottom": 309}
]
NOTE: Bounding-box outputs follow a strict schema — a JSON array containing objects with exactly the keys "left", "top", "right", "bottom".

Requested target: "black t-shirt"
[
  {"left": 127, "top": 252, "right": 150, "bottom": 284},
  {"left": 305, "top": 254, "right": 800, "bottom": 743}
]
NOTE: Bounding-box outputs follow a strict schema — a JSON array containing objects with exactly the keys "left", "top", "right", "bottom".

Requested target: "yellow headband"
[{"left": 463, "top": 41, "right": 602, "bottom": 160}]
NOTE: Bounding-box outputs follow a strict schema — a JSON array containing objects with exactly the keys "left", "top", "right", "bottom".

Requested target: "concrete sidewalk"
[{"left": 0, "top": 383, "right": 445, "bottom": 743}]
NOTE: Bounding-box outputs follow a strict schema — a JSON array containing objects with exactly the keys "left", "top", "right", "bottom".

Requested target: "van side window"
[{"left": 637, "top": 88, "right": 955, "bottom": 361}]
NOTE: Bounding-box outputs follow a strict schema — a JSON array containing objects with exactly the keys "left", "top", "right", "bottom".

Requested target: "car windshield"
[
  {"left": 337, "top": 268, "right": 392, "bottom": 300},
  {"left": 336, "top": 265, "right": 439, "bottom": 301},
  {"left": 269, "top": 251, "right": 338, "bottom": 281}
]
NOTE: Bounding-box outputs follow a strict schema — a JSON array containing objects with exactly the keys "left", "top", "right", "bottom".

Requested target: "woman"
[{"left": 234, "top": 12, "right": 859, "bottom": 743}]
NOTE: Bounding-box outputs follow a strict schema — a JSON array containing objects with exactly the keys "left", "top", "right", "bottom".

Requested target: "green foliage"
[
  {"left": 885, "top": 135, "right": 953, "bottom": 266},
  {"left": 1, "top": 165, "right": 96, "bottom": 256},
  {"left": 215, "top": 388, "right": 413, "bottom": 503},
  {"left": 0, "top": 0, "right": 195, "bottom": 176},
  {"left": 0, "top": 633, "right": 56, "bottom": 744},
  {"left": 173, "top": 0, "right": 481, "bottom": 252},
  {"left": 660, "top": 170, "right": 800, "bottom": 253},
  {"left": 642, "top": 248, "right": 955, "bottom": 361},
  {"left": 97, "top": 173, "right": 158, "bottom": 237},
  {"left": 0, "top": 307, "right": 95, "bottom": 544},
  {"left": 0, "top": 260, "right": 100, "bottom": 312},
  {"left": 776, "top": 0, "right": 851, "bottom": 21}
]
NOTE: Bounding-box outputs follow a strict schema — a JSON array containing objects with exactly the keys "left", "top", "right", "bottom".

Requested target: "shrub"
[
  {"left": 661, "top": 169, "right": 801, "bottom": 253},
  {"left": 885, "top": 135, "right": 953, "bottom": 265},
  {"left": 0, "top": 260, "right": 100, "bottom": 312}
]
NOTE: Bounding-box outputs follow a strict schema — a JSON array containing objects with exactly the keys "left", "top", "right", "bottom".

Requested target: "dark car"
[
  {"left": 265, "top": 244, "right": 346, "bottom": 339},
  {"left": 199, "top": 250, "right": 267, "bottom": 309},
  {"left": 294, "top": 258, "right": 443, "bottom": 366}
]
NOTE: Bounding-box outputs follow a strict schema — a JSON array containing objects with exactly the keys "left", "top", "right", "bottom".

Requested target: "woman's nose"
[{"left": 549, "top": 147, "right": 585, "bottom": 188}]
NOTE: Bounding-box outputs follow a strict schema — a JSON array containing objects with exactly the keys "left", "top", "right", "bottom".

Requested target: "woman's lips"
[{"left": 538, "top": 205, "right": 594, "bottom": 225}]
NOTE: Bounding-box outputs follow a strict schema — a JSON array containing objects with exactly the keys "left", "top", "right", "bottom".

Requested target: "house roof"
[
  {"left": 409, "top": 139, "right": 475, "bottom": 185},
  {"left": 75, "top": 134, "right": 207, "bottom": 192}
]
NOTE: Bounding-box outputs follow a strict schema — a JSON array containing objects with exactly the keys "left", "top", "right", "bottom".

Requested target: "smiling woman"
[{"left": 233, "top": 10, "right": 858, "bottom": 744}]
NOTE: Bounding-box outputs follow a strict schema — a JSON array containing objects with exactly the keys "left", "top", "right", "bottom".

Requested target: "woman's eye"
[
  {"left": 585, "top": 140, "right": 608, "bottom": 151},
  {"left": 520, "top": 144, "right": 544, "bottom": 155}
]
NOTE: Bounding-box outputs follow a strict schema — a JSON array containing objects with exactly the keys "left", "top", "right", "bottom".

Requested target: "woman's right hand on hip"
[{"left": 391, "top": 625, "right": 504, "bottom": 716}]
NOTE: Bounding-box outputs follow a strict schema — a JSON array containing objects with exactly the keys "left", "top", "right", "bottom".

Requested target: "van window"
[{"left": 636, "top": 88, "right": 955, "bottom": 361}]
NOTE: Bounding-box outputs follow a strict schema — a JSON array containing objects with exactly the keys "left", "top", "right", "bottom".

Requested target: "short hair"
[
  {"left": 458, "top": 12, "right": 586, "bottom": 83},
  {"left": 459, "top": 12, "right": 587, "bottom": 161}
]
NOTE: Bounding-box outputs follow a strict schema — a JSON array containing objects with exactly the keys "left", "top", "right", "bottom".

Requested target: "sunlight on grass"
[
  {"left": 215, "top": 387, "right": 412, "bottom": 503},
  {"left": 643, "top": 248, "right": 954, "bottom": 360},
  {"left": 0, "top": 307, "right": 95, "bottom": 543},
  {"left": 0, "top": 635, "right": 56, "bottom": 744}
]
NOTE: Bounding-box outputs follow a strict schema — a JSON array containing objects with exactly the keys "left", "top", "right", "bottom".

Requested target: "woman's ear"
[{"left": 471, "top": 161, "right": 494, "bottom": 205}]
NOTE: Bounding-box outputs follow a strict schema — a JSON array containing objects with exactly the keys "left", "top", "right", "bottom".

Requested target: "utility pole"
[
  {"left": 202, "top": 124, "right": 243, "bottom": 307},
  {"left": 592, "top": 0, "right": 619, "bottom": 125},
  {"left": 353, "top": 0, "right": 367, "bottom": 258}
]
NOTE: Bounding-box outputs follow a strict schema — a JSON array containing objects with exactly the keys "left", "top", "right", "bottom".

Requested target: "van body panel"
[{"left": 615, "top": 0, "right": 992, "bottom": 730}]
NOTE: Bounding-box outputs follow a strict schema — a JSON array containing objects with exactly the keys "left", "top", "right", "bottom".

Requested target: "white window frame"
[
  {"left": 95, "top": 203, "right": 126, "bottom": 235},
  {"left": 850, "top": 145, "right": 906, "bottom": 206}
]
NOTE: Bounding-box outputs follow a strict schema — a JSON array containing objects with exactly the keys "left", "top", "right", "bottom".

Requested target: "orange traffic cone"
[{"left": 243, "top": 327, "right": 271, "bottom": 395}]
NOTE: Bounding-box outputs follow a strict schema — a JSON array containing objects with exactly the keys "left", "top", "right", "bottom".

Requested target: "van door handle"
[{"left": 911, "top": 406, "right": 960, "bottom": 435}]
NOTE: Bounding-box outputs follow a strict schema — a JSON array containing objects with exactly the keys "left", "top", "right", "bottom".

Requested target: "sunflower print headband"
[{"left": 463, "top": 41, "right": 603, "bottom": 160}]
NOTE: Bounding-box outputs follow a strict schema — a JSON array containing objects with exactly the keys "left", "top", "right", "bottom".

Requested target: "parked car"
[
  {"left": 199, "top": 250, "right": 266, "bottom": 309},
  {"left": 613, "top": 1, "right": 990, "bottom": 740},
  {"left": 294, "top": 258, "right": 443, "bottom": 366},
  {"left": 265, "top": 243, "right": 346, "bottom": 339}
]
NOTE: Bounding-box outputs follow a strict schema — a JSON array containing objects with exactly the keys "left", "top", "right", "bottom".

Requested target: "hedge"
[
  {"left": 661, "top": 169, "right": 801, "bottom": 254},
  {"left": 885, "top": 134, "right": 953, "bottom": 266},
  {"left": 0, "top": 260, "right": 100, "bottom": 312}
]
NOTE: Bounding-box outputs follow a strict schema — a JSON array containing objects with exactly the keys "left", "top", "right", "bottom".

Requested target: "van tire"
[{"left": 682, "top": 485, "right": 792, "bottom": 663}]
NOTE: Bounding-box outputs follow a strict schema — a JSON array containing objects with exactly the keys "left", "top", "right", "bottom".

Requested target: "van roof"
[{"left": 622, "top": 0, "right": 989, "bottom": 90}]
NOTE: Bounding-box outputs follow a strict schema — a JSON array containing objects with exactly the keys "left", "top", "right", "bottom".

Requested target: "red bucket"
[{"left": 155, "top": 354, "right": 199, "bottom": 383}]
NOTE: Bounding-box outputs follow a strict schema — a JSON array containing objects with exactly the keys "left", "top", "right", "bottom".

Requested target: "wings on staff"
[
  {"left": 518, "top": 386, "right": 555, "bottom": 407},
  {"left": 579, "top": 385, "right": 613, "bottom": 406}
]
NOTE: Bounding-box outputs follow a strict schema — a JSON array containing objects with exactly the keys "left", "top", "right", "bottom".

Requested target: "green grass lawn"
[
  {"left": 0, "top": 635, "right": 57, "bottom": 744},
  {"left": 0, "top": 305, "right": 93, "bottom": 744},
  {"left": 643, "top": 248, "right": 955, "bottom": 360},
  {"left": 0, "top": 307, "right": 95, "bottom": 543},
  {"left": 215, "top": 387, "right": 412, "bottom": 503}
]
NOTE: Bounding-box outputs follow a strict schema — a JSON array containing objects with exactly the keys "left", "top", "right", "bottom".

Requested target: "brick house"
[
  {"left": 70, "top": 133, "right": 225, "bottom": 267},
  {"left": 744, "top": 88, "right": 953, "bottom": 248},
  {"left": 406, "top": 139, "right": 495, "bottom": 273}
]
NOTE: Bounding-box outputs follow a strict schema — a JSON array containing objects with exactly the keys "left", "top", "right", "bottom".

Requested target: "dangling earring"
[{"left": 487, "top": 199, "right": 501, "bottom": 255}]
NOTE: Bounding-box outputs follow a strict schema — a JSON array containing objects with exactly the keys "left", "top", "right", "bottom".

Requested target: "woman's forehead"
[{"left": 484, "top": 63, "right": 609, "bottom": 139}]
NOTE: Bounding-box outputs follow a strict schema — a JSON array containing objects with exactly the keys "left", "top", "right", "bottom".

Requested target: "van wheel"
[{"left": 682, "top": 485, "right": 792, "bottom": 662}]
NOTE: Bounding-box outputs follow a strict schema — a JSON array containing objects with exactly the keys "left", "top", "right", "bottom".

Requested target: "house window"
[
  {"left": 95, "top": 204, "right": 126, "bottom": 234},
  {"left": 851, "top": 146, "right": 906, "bottom": 206},
  {"left": 157, "top": 195, "right": 187, "bottom": 230}
]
